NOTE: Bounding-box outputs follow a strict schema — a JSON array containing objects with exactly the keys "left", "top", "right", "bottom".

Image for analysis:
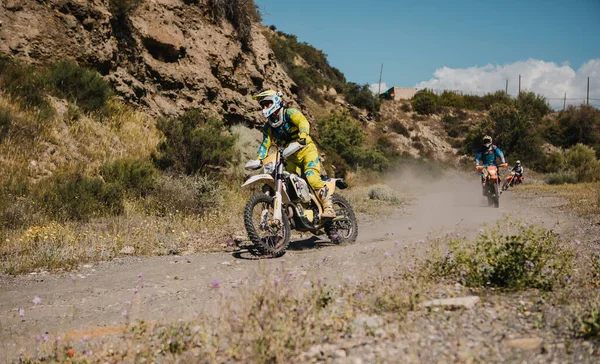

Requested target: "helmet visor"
[{"left": 259, "top": 100, "right": 273, "bottom": 110}]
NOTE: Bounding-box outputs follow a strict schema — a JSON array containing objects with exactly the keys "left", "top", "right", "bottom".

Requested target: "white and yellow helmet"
[{"left": 252, "top": 90, "right": 284, "bottom": 124}]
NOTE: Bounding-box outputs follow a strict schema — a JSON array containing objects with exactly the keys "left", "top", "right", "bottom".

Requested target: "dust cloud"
[{"left": 359, "top": 163, "right": 515, "bottom": 243}]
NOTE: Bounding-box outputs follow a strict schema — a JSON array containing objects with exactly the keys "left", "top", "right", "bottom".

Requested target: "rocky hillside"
[
  {"left": 1, "top": 0, "right": 479, "bottom": 166},
  {"left": 0, "top": 0, "right": 307, "bottom": 126}
]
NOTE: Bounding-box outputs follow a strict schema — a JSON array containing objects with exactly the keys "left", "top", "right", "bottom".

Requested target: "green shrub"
[
  {"left": 412, "top": 89, "right": 439, "bottom": 115},
  {"left": 143, "top": 174, "right": 222, "bottom": 216},
  {"left": 565, "top": 143, "right": 600, "bottom": 182},
  {"left": 206, "top": 0, "right": 260, "bottom": 50},
  {"left": 430, "top": 220, "right": 573, "bottom": 291},
  {"left": 100, "top": 158, "right": 157, "bottom": 198},
  {"left": 515, "top": 91, "right": 551, "bottom": 120},
  {"left": 571, "top": 298, "right": 600, "bottom": 339},
  {"left": 368, "top": 185, "right": 401, "bottom": 203},
  {"left": 317, "top": 111, "right": 364, "bottom": 167},
  {"left": 0, "top": 57, "right": 53, "bottom": 117},
  {"left": 555, "top": 105, "right": 600, "bottom": 150},
  {"left": 389, "top": 120, "right": 410, "bottom": 137},
  {"left": 535, "top": 150, "right": 565, "bottom": 173},
  {"left": 154, "top": 109, "right": 237, "bottom": 175},
  {"left": 400, "top": 103, "right": 411, "bottom": 112},
  {"left": 45, "top": 61, "right": 114, "bottom": 113},
  {"left": 41, "top": 172, "right": 124, "bottom": 221},
  {"left": 109, "top": 0, "right": 143, "bottom": 21},
  {"left": 545, "top": 171, "right": 577, "bottom": 185},
  {"left": 344, "top": 83, "right": 380, "bottom": 113}
]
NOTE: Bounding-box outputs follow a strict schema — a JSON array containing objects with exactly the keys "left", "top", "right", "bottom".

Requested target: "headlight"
[{"left": 263, "top": 162, "right": 275, "bottom": 174}]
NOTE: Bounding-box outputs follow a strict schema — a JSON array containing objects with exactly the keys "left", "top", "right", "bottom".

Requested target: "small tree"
[
  {"left": 412, "top": 89, "right": 439, "bottom": 115},
  {"left": 154, "top": 109, "right": 237, "bottom": 175}
]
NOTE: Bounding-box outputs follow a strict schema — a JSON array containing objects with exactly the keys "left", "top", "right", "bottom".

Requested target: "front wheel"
[
  {"left": 325, "top": 194, "right": 358, "bottom": 244},
  {"left": 492, "top": 183, "right": 500, "bottom": 208},
  {"left": 243, "top": 194, "right": 291, "bottom": 257},
  {"left": 502, "top": 178, "right": 510, "bottom": 191}
]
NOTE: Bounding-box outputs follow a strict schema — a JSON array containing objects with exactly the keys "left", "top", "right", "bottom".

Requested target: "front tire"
[
  {"left": 244, "top": 194, "right": 291, "bottom": 257},
  {"left": 492, "top": 183, "right": 500, "bottom": 208},
  {"left": 325, "top": 194, "right": 358, "bottom": 244}
]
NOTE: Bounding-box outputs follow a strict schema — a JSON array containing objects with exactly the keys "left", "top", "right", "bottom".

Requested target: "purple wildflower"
[
  {"left": 274, "top": 278, "right": 280, "bottom": 286},
  {"left": 574, "top": 239, "right": 581, "bottom": 245},
  {"left": 210, "top": 280, "right": 221, "bottom": 289},
  {"left": 124, "top": 301, "right": 131, "bottom": 306},
  {"left": 133, "top": 287, "right": 139, "bottom": 294},
  {"left": 85, "top": 350, "right": 93, "bottom": 357},
  {"left": 121, "top": 310, "right": 128, "bottom": 317},
  {"left": 384, "top": 252, "right": 392, "bottom": 257},
  {"left": 137, "top": 273, "right": 144, "bottom": 279},
  {"left": 32, "top": 296, "right": 41, "bottom": 305},
  {"left": 356, "top": 293, "right": 364, "bottom": 300},
  {"left": 479, "top": 229, "right": 484, "bottom": 234},
  {"left": 418, "top": 239, "right": 425, "bottom": 243},
  {"left": 406, "top": 264, "right": 414, "bottom": 272},
  {"left": 18, "top": 308, "right": 24, "bottom": 317},
  {"left": 522, "top": 223, "right": 528, "bottom": 228},
  {"left": 261, "top": 305, "right": 268, "bottom": 312},
  {"left": 408, "top": 226, "right": 412, "bottom": 230},
  {"left": 303, "top": 280, "right": 311, "bottom": 289}
]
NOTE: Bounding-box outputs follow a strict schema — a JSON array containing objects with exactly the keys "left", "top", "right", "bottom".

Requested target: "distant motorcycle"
[
  {"left": 502, "top": 171, "right": 523, "bottom": 191},
  {"left": 476, "top": 163, "right": 508, "bottom": 208}
]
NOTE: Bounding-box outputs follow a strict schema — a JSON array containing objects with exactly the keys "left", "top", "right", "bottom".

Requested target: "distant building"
[{"left": 380, "top": 87, "right": 418, "bottom": 101}]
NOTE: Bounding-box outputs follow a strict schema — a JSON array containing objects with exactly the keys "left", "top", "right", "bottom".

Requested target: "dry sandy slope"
[{"left": 0, "top": 171, "right": 588, "bottom": 361}]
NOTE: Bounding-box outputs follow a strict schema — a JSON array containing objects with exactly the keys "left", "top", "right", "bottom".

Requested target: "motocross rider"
[
  {"left": 511, "top": 160, "right": 524, "bottom": 178},
  {"left": 475, "top": 135, "right": 506, "bottom": 195},
  {"left": 252, "top": 90, "right": 335, "bottom": 218}
]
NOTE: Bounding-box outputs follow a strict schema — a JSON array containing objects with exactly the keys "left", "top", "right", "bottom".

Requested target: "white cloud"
[
  {"left": 416, "top": 59, "right": 600, "bottom": 109},
  {"left": 369, "top": 82, "right": 388, "bottom": 95}
]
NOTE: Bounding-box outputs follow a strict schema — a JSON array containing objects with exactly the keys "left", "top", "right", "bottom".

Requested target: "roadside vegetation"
[{"left": 20, "top": 219, "right": 599, "bottom": 361}]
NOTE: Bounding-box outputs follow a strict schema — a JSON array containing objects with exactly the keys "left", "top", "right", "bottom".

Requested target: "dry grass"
[
  {"left": 26, "top": 265, "right": 423, "bottom": 362},
  {"left": 0, "top": 184, "right": 250, "bottom": 274},
  {"left": 519, "top": 183, "right": 600, "bottom": 217}
]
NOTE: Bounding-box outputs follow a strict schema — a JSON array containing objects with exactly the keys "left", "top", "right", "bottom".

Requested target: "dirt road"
[{"left": 0, "top": 174, "right": 577, "bottom": 361}]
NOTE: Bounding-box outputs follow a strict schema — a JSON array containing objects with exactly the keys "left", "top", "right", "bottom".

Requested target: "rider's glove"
[{"left": 298, "top": 138, "right": 307, "bottom": 146}]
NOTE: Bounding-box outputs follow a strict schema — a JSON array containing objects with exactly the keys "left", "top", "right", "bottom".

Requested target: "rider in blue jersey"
[{"left": 475, "top": 135, "right": 505, "bottom": 195}]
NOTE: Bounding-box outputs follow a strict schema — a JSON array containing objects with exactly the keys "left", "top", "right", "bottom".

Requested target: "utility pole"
[
  {"left": 587, "top": 77, "right": 590, "bottom": 105},
  {"left": 505, "top": 79, "right": 508, "bottom": 94},
  {"left": 518, "top": 75, "right": 521, "bottom": 94},
  {"left": 564, "top": 93, "right": 566, "bottom": 110},
  {"left": 377, "top": 63, "right": 384, "bottom": 96}
]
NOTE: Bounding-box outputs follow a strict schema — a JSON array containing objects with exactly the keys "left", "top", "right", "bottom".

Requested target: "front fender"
[{"left": 242, "top": 174, "right": 274, "bottom": 188}]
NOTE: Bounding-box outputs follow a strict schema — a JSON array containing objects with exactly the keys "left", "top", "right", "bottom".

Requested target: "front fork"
[{"left": 270, "top": 162, "right": 285, "bottom": 225}]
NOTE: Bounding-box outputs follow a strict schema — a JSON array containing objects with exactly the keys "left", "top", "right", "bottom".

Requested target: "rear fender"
[{"left": 323, "top": 178, "right": 348, "bottom": 194}]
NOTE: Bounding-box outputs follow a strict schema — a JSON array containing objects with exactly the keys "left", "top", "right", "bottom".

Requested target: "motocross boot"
[
  {"left": 481, "top": 183, "right": 487, "bottom": 196},
  {"left": 318, "top": 187, "right": 336, "bottom": 218}
]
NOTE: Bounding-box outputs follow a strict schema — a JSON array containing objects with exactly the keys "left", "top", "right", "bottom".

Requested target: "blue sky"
[{"left": 255, "top": 0, "right": 600, "bottom": 107}]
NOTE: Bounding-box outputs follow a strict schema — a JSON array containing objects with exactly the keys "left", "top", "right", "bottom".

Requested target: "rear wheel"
[
  {"left": 325, "top": 194, "right": 358, "bottom": 244},
  {"left": 243, "top": 194, "right": 291, "bottom": 257}
]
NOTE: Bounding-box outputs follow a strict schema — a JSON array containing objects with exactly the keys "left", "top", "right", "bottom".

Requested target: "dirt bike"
[
  {"left": 476, "top": 163, "right": 508, "bottom": 208},
  {"left": 242, "top": 142, "right": 358, "bottom": 257},
  {"left": 501, "top": 171, "right": 523, "bottom": 191}
]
